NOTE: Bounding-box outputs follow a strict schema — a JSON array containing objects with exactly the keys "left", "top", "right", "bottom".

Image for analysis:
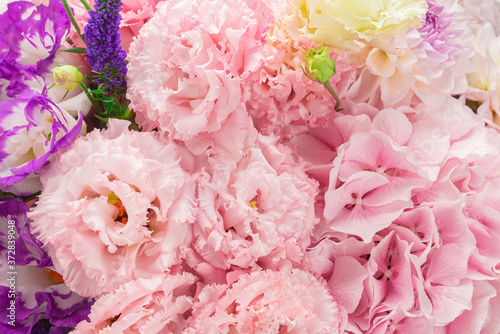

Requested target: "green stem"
[
  {"left": 324, "top": 80, "right": 341, "bottom": 111},
  {"left": 79, "top": 0, "right": 92, "bottom": 11},
  {"left": 61, "top": 0, "right": 86, "bottom": 44},
  {"left": 80, "top": 83, "right": 103, "bottom": 115}
]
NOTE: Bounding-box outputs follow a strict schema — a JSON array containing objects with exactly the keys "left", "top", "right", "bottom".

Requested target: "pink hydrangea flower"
[
  {"left": 72, "top": 273, "right": 197, "bottom": 333},
  {"left": 184, "top": 269, "right": 342, "bottom": 333},
  {"left": 303, "top": 236, "right": 373, "bottom": 332},
  {"left": 366, "top": 232, "right": 416, "bottom": 313},
  {"left": 414, "top": 244, "right": 473, "bottom": 326},
  {"left": 324, "top": 130, "right": 429, "bottom": 242},
  {"left": 127, "top": 0, "right": 272, "bottom": 155},
  {"left": 192, "top": 136, "right": 319, "bottom": 270},
  {"left": 443, "top": 280, "right": 497, "bottom": 334},
  {"left": 480, "top": 279, "right": 500, "bottom": 334},
  {"left": 384, "top": 206, "right": 439, "bottom": 263},
  {"left": 464, "top": 180, "right": 500, "bottom": 274},
  {"left": 29, "top": 120, "right": 197, "bottom": 297},
  {"left": 367, "top": 304, "right": 434, "bottom": 334}
]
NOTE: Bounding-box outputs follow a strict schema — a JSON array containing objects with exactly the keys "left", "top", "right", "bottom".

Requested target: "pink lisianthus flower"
[
  {"left": 29, "top": 120, "right": 198, "bottom": 298},
  {"left": 68, "top": 0, "right": 162, "bottom": 52},
  {"left": 245, "top": 19, "right": 356, "bottom": 138},
  {"left": 127, "top": 0, "right": 273, "bottom": 155},
  {"left": 192, "top": 136, "right": 319, "bottom": 270},
  {"left": 184, "top": 269, "right": 342, "bottom": 333},
  {"left": 72, "top": 273, "right": 197, "bottom": 334}
]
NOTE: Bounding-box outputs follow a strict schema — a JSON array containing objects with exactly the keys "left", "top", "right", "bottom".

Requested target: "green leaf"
[
  {"left": 90, "top": 89, "right": 104, "bottom": 96},
  {"left": 95, "top": 114, "right": 109, "bottom": 123},
  {"left": 60, "top": 47, "right": 87, "bottom": 54}
]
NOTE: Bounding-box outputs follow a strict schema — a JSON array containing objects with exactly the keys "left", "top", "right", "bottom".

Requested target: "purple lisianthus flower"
[
  {"left": 0, "top": 0, "right": 93, "bottom": 118},
  {"left": 0, "top": 197, "right": 93, "bottom": 333},
  {"left": 0, "top": 63, "right": 45, "bottom": 101},
  {"left": 0, "top": 89, "right": 85, "bottom": 195},
  {"left": 0, "top": 0, "right": 70, "bottom": 75}
]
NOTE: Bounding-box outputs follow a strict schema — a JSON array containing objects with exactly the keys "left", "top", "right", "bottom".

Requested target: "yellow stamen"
[
  {"left": 249, "top": 201, "right": 257, "bottom": 208},
  {"left": 107, "top": 193, "right": 119, "bottom": 205}
]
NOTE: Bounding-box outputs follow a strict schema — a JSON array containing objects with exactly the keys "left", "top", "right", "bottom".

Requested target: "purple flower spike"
[
  {"left": 0, "top": 0, "right": 70, "bottom": 74},
  {"left": 0, "top": 197, "right": 93, "bottom": 333},
  {"left": 84, "top": 0, "right": 127, "bottom": 92},
  {"left": 0, "top": 90, "right": 84, "bottom": 196}
]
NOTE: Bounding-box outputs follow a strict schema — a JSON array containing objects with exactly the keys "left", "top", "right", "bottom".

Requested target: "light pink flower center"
[{"left": 388, "top": 322, "right": 398, "bottom": 332}]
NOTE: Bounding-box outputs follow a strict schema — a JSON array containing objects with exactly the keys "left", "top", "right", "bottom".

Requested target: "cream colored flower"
[
  {"left": 52, "top": 65, "right": 83, "bottom": 92},
  {"left": 287, "top": 0, "right": 428, "bottom": 50}
]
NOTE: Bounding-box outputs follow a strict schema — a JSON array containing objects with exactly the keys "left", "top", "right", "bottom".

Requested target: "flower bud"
[
  {"left": 51, "top": 65, "right": 83, "bottom": 91},
  {"left": 303, "top": 46, "right": 336, "bottom": 84}
]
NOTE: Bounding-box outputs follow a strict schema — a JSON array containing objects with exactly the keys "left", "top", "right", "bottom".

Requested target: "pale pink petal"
[{"left": 328, "top": 256, "right": 369, "bottom": 313}]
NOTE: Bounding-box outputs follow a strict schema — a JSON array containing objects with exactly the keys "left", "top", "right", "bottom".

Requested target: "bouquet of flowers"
[{"left": 2, "top": 0, "right": 500, "bottom": 332}]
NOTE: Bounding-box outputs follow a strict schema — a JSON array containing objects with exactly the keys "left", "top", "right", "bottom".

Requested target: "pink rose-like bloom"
[
  {"left": 246, "top": 19, "right": 356, "bottom": 138},
  {"left": 184, "top": 269, "right": 342, "bottom": 333},
  {"left": 192, "top": 137, "right": 319, "bottom": 270},
  {"left": 29, "top": 120, "right": 197, "bottom": 297},
  {"left": 127, "top": 0, "right": 273, "bottom": 154},
  {"left": 72, "top": 273, "right": 197, "bottom": 334}
]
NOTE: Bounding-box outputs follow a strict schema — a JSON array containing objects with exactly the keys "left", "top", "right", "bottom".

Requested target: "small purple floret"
[{"left": 84, "top": 0, "right": 127, "bottom": 92}]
